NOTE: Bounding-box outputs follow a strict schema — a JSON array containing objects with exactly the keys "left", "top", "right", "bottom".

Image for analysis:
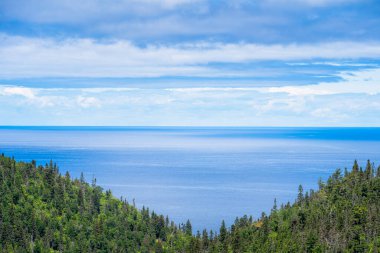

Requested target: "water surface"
[{"left": 1, "top": 126, "right": 379, "bottom": 231}]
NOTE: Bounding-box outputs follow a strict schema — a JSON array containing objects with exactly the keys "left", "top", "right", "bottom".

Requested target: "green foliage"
[
  {"left": 222, "top": 160, "right": 380, "bottom": 253},
  {"left": 0, "top": 154, "right": 194, "bottom": 252},
  {"left": 1, "top": 154, "right": 379, "bottom": 252}
]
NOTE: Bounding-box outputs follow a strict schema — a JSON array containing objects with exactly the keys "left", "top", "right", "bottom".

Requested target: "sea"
[{"left": 1, "top": 126, "right": 380, "bottom": 232}]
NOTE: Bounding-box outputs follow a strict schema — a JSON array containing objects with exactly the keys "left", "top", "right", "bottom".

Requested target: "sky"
[{"left": 0, "top": 0, "right": 380, "bottom": 126}]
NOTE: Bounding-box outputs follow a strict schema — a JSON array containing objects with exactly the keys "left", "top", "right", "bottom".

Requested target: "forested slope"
[
  {"left": 0, "top": 154, "right": 194, "bottom": 252},
  {"left": 0, "top": 154, "right": 379, "bottom": 252},
  {"left": 225, "top": 160, "right": 380, "bottom": 252}
]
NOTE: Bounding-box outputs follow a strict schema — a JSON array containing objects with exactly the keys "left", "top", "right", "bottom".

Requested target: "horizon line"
[{"left": 1, "top": 125, "right": 380, "bottom": 129}]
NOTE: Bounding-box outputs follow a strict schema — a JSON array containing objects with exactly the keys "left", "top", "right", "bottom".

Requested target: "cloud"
[
  {"left": 264, "top": 0, "right": 359, "bottom": 7},
  {"left": 1, "top": 86, "right": 35, "bottom": 98},
  {"left": 310, "top": 107, "right": 349, "bottom": 120},
  {"left": 1, "top": 34, "right": 380, "bottom": 78},
  {"left": 1, "top": 78, "right": 380, "bottom": 126},
  {"left": 0, "top": 85, "right": 65, "bottom": 107},
  {"left": 76, "top": 96, "right": 101, "bottom": 108},
  {"left": 257, "top": 68, "right": 380, "bottom": 96},
  {"left": 0, "top": 0, "right": 204, "bottom": 24},
  {"left": 1, "top": 1, "right": 379, "bottom": 126},
  {"left": 140, "top": 0, "right": 202, "bottom": 8},
  {"left": 1, "top": 0, "right": 379, "bottom": 45}
]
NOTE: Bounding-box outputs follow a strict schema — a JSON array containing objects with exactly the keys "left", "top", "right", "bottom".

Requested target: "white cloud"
[
  {"left": 0, "top": 85, "right": 66, "bottom": 107},
  {"left": 80, "top": 88, "right": 140, "bottom": 93},
  {"left": 310, "top": 107, "right": 348, "bottom": 120},
  {"left": 138, "top": 0, "right": 201, "bottom": 8},
  {"left": 1, "top": 34, "right": 380, "bottom": 78},
  {"left": 76, "top": 96, "right": 101, "bottom": 108},
  {"left": 1, "top": 81, "right": 380, "bottom": 126},
  {"left": 257, "top": 68, "right": 380, "bottom": 96},
  {"left": 265, "top": 0, "right": 358, "bottom": 7},
  {"left": 1, "top": 86, "right": 35, "bottom": 98}
]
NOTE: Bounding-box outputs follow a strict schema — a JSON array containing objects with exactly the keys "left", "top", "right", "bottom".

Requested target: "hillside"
[
  {"left": 224, "top": 160, "right": 380, "bottom": 253},
  {"left": 0, "top": 154, "right": 379, "bottom": 252}
]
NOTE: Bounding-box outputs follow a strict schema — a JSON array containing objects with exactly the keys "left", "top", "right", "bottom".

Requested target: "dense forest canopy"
[{"left": 0, "top": 153, "right": 379, "bottom": 252}]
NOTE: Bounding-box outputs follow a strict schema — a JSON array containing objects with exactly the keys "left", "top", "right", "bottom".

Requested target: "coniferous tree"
[
  {"left": 0, "top": 155, "right": 379, "bottom": 252},
  {"left": 184, "top": 219, "right": 192, "bottom": 237}
]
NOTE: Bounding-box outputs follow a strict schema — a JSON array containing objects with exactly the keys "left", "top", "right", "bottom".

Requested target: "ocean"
[{"left": 1, "top": 126, "right": 380, "bottom": 232}]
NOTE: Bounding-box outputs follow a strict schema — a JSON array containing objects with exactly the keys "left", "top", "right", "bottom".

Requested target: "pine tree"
[
  {"left": 185, "top": 219, "right": 192, "bottom": 236},
  {"left": 219, "top": 220, "right": 228, "bottom": 253},
  {"left": 298, "top": 185, "right": 304, "bottom": 202},
  {"left": 353, "top": 160, "right": 359, "bottom": 173}
]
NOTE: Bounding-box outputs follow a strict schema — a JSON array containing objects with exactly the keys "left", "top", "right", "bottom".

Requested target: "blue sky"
[{"left": 0, "top": 0, "right": 380, "bottom": 126}]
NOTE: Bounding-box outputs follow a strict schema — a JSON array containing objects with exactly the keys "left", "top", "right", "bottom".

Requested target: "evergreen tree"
[
  {"left": 219, "top": 220, "right": 228, "bottom": 253},
  {"left": 0, "top": 155, "right": 379, "bottom": 252},
  {"left": 185, "top": 219, "right": 192, "bottom": 236}
]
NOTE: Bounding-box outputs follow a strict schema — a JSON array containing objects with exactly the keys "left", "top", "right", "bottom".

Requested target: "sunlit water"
[{"left": 1, "top": 126, "right": 380, "bottom": 232}]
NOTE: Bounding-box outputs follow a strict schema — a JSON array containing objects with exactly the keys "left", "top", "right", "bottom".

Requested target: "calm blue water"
[{"left": 1, "top": 126, "right": 380, "bottom": 232}]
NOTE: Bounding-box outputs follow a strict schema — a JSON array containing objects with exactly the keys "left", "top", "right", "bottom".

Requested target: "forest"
[{"left": 0, "top": 153, "right": 379, "bottom": 252}]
